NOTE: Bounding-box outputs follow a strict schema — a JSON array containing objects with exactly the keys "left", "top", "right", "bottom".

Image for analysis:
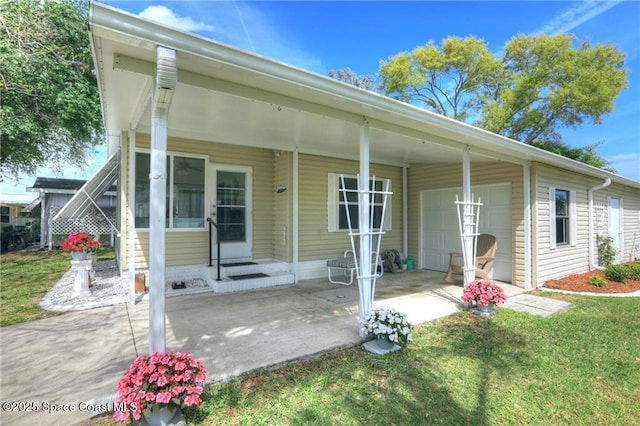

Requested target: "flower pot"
[
  {"left": 376, "top": 337, "right": 395, "bottom": 350},
  {"left": 71, "top": 251, "right": 89, "bottom": 261},
  {"left": 473, "top": 302, "right": 496, "bottom": 315},
  {"left": 143, "top": 404, "right": 178, "bottom": 426}
]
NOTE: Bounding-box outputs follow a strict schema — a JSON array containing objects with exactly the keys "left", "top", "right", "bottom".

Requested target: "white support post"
[
  {"left": 292, "top": 150, "right": 299, "bottom": 283},
  {"left": 149, "top": 46, "right": 177, "bottom": 354},
  {"left": 462, "top": 147, "right": 475, "bottom": 286},
  {"left": 523, "top": 162, "right": 532, "bottom": 290},
  {"left": 358, "top": 119, "right": 372, "bottom": 335},
  {"left": 149, "top": 107, "right": 167, "bottom": 354},
  {"left": 128, "top": 130, "right": 137, "bottom": 305}
]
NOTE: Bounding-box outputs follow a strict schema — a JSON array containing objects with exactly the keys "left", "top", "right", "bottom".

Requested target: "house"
[
  {"left": 70, "top": 3, "right": 640, "bottom": 348},
  {"left": 0, "top": 193, "right": 38, "bottom": 228},
  {"left": 27, "top": 177, "right": 117, "bottom": 249}
]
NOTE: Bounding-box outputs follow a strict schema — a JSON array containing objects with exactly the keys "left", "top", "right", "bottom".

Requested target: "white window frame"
[
  {"left": 134, "top": 149, "right": 209, "bottom": 232},
  {"left": 549, "top": 186, "right": 577, "bottom": 249},
  {"left": 327, "top": 173, "right": 392, "bottom": 232}
]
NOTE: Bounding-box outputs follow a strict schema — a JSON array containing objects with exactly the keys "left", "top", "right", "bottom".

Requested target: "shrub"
[
  {"left": 605, "top": 261, "right": 640, "bottom": 283},
  {"left": 605, "top": 264, "right": 626, "bottom": 283},
  {"left": 596, "top": 235, "right": 618, "bottom": 266},
  {"left": 626, "top": 262, "right": 640, "bottom": 280},
  {"left": 589, "top": 275, "right": 607, "bottom": 287}
]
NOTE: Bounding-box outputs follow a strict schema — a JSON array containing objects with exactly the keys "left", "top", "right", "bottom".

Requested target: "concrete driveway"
[{"left": 0, "top": 270, "right": 525, "bottom": 425}]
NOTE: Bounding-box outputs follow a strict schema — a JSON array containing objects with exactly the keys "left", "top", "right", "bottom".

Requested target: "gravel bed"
[{"left": 41, "top": 260, "right": 211, "bottom": 312}]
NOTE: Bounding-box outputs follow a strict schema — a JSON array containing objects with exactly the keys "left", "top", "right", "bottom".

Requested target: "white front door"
[
  {"left": 609, "top": 198, "right": 622, "bottom": 263},
  {"left": 211, "top": 165, "right": 252, "bottom": 260}
]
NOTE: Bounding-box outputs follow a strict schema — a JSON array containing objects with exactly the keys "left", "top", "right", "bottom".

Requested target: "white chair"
[{"left": 327, "top": 249, "right": 383, "bottom": 285}]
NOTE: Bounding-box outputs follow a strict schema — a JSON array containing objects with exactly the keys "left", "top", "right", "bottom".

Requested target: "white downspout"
[
  {"left": 149, "top": 46, "right": 177, "bottom": 354},
  {"left": 588, "top": 178, "right": 611, "bottom": 271}
]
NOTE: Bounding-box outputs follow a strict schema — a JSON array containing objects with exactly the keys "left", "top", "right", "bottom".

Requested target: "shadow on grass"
[
  {"left": 189, "top": 311, "right": 533, "bottom": 425},
  {"left": 433, "top": 312, "right": 532, "bottom": 425}
]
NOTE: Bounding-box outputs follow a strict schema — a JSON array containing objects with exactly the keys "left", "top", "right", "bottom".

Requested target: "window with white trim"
[
  {"left": 327, "top": 173, "right": 391, "bottom": 232},
  {"left": 549, "top": 187, "right": 576, "bottom": 248},
  {"left": 135, "top": 152, "right": 206, "bottom": 229}
]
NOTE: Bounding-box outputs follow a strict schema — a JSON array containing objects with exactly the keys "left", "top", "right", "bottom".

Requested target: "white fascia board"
[{"left": 90, "top": 2, "right": 640, "bottom": 189}]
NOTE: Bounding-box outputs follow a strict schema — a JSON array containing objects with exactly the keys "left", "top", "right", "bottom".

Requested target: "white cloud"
[
  {"left": 139, "top": 5, "right": 214, "bottom": 33},
  {"left": 608, "top": 152, "right": 640, "bottom": 182},
  {"left": 536, "top": 0, "right": 624, "bottom": 35}
]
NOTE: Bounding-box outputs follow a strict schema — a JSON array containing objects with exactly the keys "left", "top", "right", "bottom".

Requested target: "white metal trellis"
[
  {"left": 339, "top": 174, "right": 392, "bottom": 333},
  {"left": 49, "top": 206, "right": 116, "bottom": 246},
  {"left": 454, "top": 194, "right": 483, "bottom": 287}
]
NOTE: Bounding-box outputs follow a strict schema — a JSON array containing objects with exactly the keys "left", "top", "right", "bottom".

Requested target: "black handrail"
[{"left": 206, "top": 217, "right": 221, "bottom": 281}]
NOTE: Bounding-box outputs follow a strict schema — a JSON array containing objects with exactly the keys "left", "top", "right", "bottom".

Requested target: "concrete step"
[{"left": 204, "top": 259, "right": 295, "bottom": 293}]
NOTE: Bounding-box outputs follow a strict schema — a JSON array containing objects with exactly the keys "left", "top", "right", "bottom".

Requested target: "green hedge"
[{"left": 605, "top": 261, "right": 640, "bottom": 283}]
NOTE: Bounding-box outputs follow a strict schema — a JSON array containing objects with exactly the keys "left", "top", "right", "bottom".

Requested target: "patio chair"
[
  {"left": 445, "top": 234, "right": 497, "bottom": 283},
  {"left": 327, "top": 248, "right": 384, "bottom": 285}
]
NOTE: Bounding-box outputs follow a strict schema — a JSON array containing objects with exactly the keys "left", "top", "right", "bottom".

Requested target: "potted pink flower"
[
  {"left": 61, "top": 231, "right": 102, "bottom": 260},
  {"left": 114, "top": 351, "right": 208, "bottom": 424},
  {"left": 461, "top": 280, "right": 508, "bottom": 315}
]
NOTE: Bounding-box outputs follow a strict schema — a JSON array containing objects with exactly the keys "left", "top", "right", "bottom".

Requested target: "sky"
[{"left": 2, "top": 0, "right": 638, "bottom": 197}]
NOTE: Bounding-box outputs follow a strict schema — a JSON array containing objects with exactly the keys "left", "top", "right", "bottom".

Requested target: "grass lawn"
[
  {"left": 2, "top": 252, "right": 638, "bottom": 424},
  {"left": 0, "top": 248, "right": 114, "bottom": 326},
  {"left": 179, "top": 294, "right": 640, "bottom": 426}
]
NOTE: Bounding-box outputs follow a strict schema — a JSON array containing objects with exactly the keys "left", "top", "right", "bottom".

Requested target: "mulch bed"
[{"left": 543, "top": 267, "right": 640, "bottom": 294}]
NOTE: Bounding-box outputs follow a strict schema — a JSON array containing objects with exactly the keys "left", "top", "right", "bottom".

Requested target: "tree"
[
  {"left": 0, "top": 0, "right": 103, "bottom": 179},
  {"left": 376, "top": 34, "right": 628, "bottom": 170},
  {"left": 328, "top": 68, "right": 376, "bottom": 91},
  {"left": 378, "top": 36, "right": 501, "bottom": 121}
]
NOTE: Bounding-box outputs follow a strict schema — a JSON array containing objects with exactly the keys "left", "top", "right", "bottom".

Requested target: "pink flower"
[
  {"left": 183, "top": 394, "right": 201, "bottom": 407},
  {"left": 181, "top": 369, "right": 192, "bottom": 381},
  {"left": 461, "top": 280, "right": 508, "bottom": 306},
  {"left": 114, "top": 351, "right": 208, "bottom": 423},
  {"left": 113, "top": 410, "right": 130, "bottom": 422},
  {"left": 157, "top": 375, "right": 169, "bottom": 387},
  {"left": 156, "top": 391, "right": 172, "bottom": 404}
]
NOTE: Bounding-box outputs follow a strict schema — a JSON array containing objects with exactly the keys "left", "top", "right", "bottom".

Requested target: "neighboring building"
[
  {"left": 0, "top": 193, "right": 38, "bottom": 228},
  {"left": 80, "top": 3, "right": 640, "bottom": 307},
  {"left": 27, "top": 177, "right": 117, "bottom": 249}
]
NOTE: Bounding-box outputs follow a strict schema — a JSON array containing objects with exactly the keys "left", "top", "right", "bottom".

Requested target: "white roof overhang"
[
  {"left": 53, "top": 151, "right": 120, "bottom": 231},
  {"left": 89, "top": 2, "right": 639, "bottom": 188}
]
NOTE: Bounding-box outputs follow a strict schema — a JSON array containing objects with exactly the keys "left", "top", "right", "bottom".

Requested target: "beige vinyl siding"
[
  {"left": 119, "top": 134, "right": 274, "bottom": 269},
  {"left": 591, "top": 182, "right": 640, "bottom": 263},
  {"left": 532, "top": 164, "right": 640, "bottom": 285},
  {"left": 273, "top": 151, "right": 292, "bottom": 261},
  {"left": 297, "top": 154, "right": 403, "bottom": 261},
  {"left": 407, "top": 162, "right": 526, "bottom": 286},
  {"left": 618, "top": 184, "right": 640, "bottom": 262}
]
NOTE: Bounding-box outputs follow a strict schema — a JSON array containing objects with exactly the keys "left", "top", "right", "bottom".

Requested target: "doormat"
[
  {"left": 221, "top": 261, "right": 257, "bottom": 267},
  {"left": 228, "top": 273, "right": 269, "bottom": 280}
]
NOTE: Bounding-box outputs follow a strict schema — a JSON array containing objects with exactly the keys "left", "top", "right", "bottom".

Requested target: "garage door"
[{"left": 421, "top": 184, "right": 512, "bottom": 282}]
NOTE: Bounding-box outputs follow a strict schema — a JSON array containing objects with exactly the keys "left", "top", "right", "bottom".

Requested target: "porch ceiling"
[
  {"left": 90, "top": 2, "right": 639, "bottom": 188},
  {"left": 90, "top": 7, "right": 508, "bottom": 168}
]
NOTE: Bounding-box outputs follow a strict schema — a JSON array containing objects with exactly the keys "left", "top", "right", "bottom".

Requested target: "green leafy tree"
[
  {"left": 378, "top": 36, "right": 501, "bottom": 121},
  {"left": 375, "top": 34, "right": 628, "bottom": 170},
  {"left": 0, "top": 0, "right": 103, "bottom": 179}
]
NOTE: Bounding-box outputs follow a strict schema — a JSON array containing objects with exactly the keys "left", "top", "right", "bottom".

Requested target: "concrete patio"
[{"left": 0, "top": 269, "right": 526, "bottom": 425}]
